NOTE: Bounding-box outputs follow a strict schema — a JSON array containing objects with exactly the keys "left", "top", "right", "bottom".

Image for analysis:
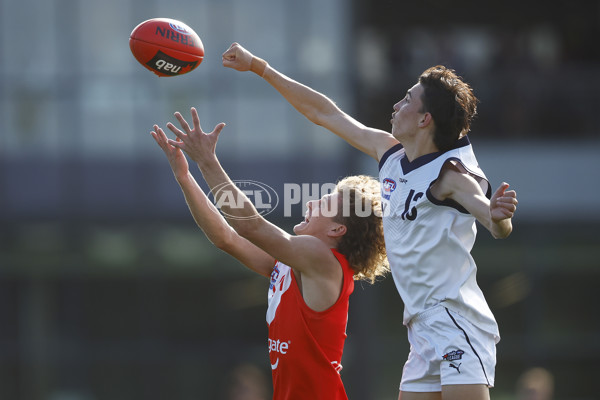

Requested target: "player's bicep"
[
  {"left": 320, "top": 112, "right": 399, "bottom": 160},
  {"left": 235, "top": 220, "right": 334, "bottom": 278},
  {"left": 440, "top": 168, "right": 492, "bottom": 226},
  {"left": 454, "top": 183, "right": 492, "bottom": 224}
]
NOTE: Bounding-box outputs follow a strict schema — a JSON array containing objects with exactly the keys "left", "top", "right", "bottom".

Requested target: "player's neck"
[{"left": 403, "top": 135, "right": 438, "bottom": 162}]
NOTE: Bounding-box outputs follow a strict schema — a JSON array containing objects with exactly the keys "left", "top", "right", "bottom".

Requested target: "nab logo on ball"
[
  {"left": 146, "top": 51, "right": 198, "bottom": 76},
  {"left": 129, "top": 18, "right": 204, "bottom": 77}
]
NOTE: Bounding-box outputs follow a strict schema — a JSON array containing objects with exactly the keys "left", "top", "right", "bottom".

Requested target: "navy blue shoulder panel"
[
  {"left": 426, "top": 190, "right": 470, "bottom": 214},
  {"left": 399, "top": 136, "right": 471, "bottom": 174},
  {"left": 378, "top": 143, "right": 404, "bottom": 171}
]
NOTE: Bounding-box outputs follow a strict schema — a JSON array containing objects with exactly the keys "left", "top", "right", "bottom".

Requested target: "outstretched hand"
[
  {"left": 151, "top": 124, "right": 190, "bottom": 180},
  {"left": 490, "top": 183, "right": 518, "bottom": 223},
  {"left": 164, "top": 107, "right": 226, "bottom": 167}
]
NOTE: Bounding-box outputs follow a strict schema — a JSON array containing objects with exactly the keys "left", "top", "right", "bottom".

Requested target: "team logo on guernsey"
[
  {"left": 269, "top": 265, "right": 281, "bottom": 290},
  {"left": 382, "top": 178, "right": 396, "bottom": 200},
  {"left": 269, "top": 338, "right": 290, "bottom": 370},
  {"left": 267, "top": 263, "right": 292, "bottom": 324},
  {"left": 331, "top": 361, "right": 343, "bottom": 373}
]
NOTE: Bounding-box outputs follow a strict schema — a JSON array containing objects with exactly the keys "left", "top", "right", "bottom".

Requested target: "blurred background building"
[{"left": 0, "top": 0, "right": 599, "bottom": 399}]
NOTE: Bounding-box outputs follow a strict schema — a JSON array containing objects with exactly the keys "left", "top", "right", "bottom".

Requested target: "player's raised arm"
[
  {"left": 151, "top": 124, "right": 275, "bottom": 278},
  {"left": 222, "top": 42, "right": 398, "bottom": 161},
  {"left": 163, "top": 108, "right": 344, "bottom": 285}
]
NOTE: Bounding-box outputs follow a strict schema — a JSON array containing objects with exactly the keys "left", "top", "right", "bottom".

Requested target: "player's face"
[
  {"left": 293, "top": 192, "right": 341, "bottom": 237},
  {"left": 390, "top": 83, "right": 426, "bottom": 141}
]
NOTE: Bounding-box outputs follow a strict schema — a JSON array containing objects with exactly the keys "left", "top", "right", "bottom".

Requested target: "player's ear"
[
  {"left": 419, "top": 112, "right": 433, "bottom": 128},
  {"left": 328, "top": 224, "right": 347, "bottom": 238}
]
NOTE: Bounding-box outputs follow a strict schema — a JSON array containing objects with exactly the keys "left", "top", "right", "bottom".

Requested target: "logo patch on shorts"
[
  {"left": 449, "top": 362, "right": 462, "bottom": 373},
  {"left": 442, "top": 349, "right": 465, "bottom": 362}
]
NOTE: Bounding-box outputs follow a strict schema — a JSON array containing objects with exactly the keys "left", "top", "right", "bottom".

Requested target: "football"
[{"left": 129, "top": 18, "right": 204, "bottom": 77}]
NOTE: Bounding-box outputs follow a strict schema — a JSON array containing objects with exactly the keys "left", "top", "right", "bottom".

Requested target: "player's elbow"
[
  {"left": 303, "top": 107, "right": 326, "bottom": 126},
  {"left": 304, "top": 99, "right": 339, "bottom": 126},
  {"left": 207, "top": 226, "right": 239, "bottom": 253},
  {"left": 211, "top": 234, "right": 234, "bottom": 252}
]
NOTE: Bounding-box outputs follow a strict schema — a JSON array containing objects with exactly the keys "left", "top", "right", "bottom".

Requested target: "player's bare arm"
[
  {"left": 430, "top": 162, "right": 517, "bottom": 239},
  {"left": 151, "top": 124, "right": 275, "bottom": 278},
  {"left": 164, "top": 108, "right": 344, "bottom": 311},
  {"left": 222, "top": 42, "right": 399, "bottom": 161}
]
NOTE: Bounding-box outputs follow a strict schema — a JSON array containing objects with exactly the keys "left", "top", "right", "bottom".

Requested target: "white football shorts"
[{"left": 400, "top": 305, "right": 498, "bottom": 392}]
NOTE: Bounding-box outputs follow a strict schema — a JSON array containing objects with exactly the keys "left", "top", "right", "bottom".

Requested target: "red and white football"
[{"left": 129, "top": 18, "right": 204, "bottom": 77}]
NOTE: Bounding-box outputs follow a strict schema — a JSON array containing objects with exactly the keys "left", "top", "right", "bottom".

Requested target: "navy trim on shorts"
[{"left": 445, "top": 308, "right": 490, "bottom": 386}]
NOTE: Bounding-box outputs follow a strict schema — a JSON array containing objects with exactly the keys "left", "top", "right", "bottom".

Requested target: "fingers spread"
[
  {"left": 153, "top": 125, "right": 167, "bottom": 141},
  {"left": 167, "top": 122, "right": 187, "bottom": 140},
  {"left": 174, "top": 112, "right": 192, "bottom": 133},
  {"left": 151, "top": 125, "right": 168, "bottom": 147},
  {"left": 191, "top": 107, "right": 201, "bottom": 131},
  {"left": 167, "top": 138, "right": 184, "bottom": 149},
  {"left": 213, "top": 122, "right": 226, "bottom": 137}
]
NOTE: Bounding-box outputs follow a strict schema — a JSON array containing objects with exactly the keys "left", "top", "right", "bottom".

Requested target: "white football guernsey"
[{"left": 378, "top": 136, "right": 499, "bottom": 338}]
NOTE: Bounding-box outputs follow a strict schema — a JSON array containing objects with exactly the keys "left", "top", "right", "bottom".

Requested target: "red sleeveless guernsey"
[{"left": 266, "top": 249, "right": 354, "bottom": 400}]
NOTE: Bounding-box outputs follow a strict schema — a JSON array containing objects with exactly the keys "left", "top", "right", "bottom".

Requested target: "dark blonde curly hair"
[{"left": 333, "top": 175, "right": 389, "bottom": 283}]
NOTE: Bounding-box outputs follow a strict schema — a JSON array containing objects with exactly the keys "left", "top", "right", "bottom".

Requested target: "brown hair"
[
  {"left": 418, "top": 65, "right": 478, "bottom": 152},
  {"left": 334, "top": 175, "right": 388, "bottom": 283}
]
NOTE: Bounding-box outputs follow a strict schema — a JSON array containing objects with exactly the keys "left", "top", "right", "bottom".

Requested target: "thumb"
[
  {"left": 492, "top": 182, "right": 509, "bottom": 199},
  {"left": 213, "top": 122, "right": 226, "bottom": 138}
]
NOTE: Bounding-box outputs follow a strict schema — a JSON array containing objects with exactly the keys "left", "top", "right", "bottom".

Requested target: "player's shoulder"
[
  {"left": 373, "top": 132, "right": 401, "bottom": 161},
  {"left": 434, "top": 161, "right": 483, "bottom": 199},
  {"left": 286, "top": 234, "right": 341, "bottom": 275},
  {"left": 377, "top": 141, "right": 404, "bottom": 171}
]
